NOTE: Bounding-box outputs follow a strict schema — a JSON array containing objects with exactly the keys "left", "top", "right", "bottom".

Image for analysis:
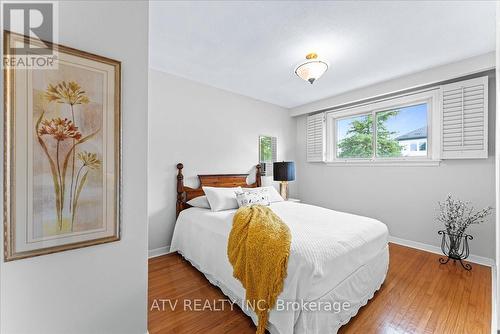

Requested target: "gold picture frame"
[{"left": 4, "top": 31, "right": 121, "bottom": 261}]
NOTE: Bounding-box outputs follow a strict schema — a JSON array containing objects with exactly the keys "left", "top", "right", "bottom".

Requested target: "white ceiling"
[{"left": 149, "top": 1, "right": 495, "bottom": 109}]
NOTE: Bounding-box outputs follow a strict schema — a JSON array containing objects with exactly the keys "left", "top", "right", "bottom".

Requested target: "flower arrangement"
[
  {"left": 437, "top": 195, "right": 492, "bottom": 235},
  {"left": 36, "top": 81, "right": 100, "bottom": 232}
]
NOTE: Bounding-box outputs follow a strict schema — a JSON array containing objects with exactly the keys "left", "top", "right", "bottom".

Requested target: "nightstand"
[{"left": 286, "top": 198, "right": 301, "bottom": 203}]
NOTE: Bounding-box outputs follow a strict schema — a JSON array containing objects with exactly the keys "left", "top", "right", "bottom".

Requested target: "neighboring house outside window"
[{"left": 396, "top": 126, "right": 428, "bottom": 157}]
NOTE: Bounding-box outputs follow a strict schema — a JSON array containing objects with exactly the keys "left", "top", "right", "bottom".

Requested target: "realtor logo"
[
  {"left": 2, "top": 1, "right": 58, "bottom": 69},
  {"left": 4, "top": 2, "right": 53, "bottom": 54}
]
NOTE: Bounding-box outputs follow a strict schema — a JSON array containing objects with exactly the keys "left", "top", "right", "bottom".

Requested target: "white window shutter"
[
  {"left": 441, "top": 76, "right": 488, "bottom": 159},
  {"left": 306, "top": 113, "right": 325, "bottom": 162},
  {"left": 271, "top": 136, "right": 277, "bottom": 162}
]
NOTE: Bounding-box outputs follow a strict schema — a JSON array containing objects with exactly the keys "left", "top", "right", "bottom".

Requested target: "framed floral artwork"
[{"left": 4, "top": 31, "right": 121, "bottom": 260}]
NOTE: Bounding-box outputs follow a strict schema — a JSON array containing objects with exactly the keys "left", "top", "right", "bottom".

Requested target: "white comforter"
[{"left": 170, "top": 201, "right": 389, "bottom": 333}]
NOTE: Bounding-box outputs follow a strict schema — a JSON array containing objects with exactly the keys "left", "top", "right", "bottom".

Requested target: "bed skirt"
[{"left": 177, "top": 244, "right": 389, "bottom": 334}]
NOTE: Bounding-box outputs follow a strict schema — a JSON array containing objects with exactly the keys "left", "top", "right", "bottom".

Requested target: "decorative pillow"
[
  {"left": 242, "top": 186, "right": 284, "bottom": 203},
  {"left": 235, "top": 188, "right": 271, "bottom": 207},
  {"left": 203, "top": 186, "right": 242, "bottom": 212},
  {"left": 187, "top": 195, "right": 211, "bottom": 209}
]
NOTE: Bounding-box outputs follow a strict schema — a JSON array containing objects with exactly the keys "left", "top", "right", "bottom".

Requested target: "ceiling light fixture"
[{"left": 294, "top": 53, "right": 329, "bottom": 84}]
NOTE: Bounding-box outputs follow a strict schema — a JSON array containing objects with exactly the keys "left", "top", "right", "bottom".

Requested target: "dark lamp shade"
[{"left": 273, "top": 161, "right": 295, "bottom": 181}]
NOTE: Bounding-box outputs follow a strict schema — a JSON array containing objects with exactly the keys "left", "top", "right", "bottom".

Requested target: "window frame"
[
  {"left": 326, "top": 89, "right": 441, "bottom": 166},
  {"left": 259, "top": 135, "right": 277, "bottom": 176}
]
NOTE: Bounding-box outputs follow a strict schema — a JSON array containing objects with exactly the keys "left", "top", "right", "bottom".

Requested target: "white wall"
[
  {"left": 148, "top": 69, "right": 296, "bottom": 255},
  {"left": 0, "top": 2, "right": 149, "bottom": 333},
  {"left": 291, "top": 52, "right": 495, "bottom": 116},
  {"left": 294, "top": 75, "right": 496, "bottom": 260}
]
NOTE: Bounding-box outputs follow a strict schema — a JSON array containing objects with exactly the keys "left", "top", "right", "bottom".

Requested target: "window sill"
[{"left": 324, "top": 159, "right": 441, "bottom": 167}]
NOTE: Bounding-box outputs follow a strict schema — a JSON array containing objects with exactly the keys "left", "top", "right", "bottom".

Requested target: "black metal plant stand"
[{"left": 438, "top": 230, "right": 473, "bottom": 271}]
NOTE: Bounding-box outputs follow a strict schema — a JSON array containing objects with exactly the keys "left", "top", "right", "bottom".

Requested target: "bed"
[{"left": 171, "top": 163, "right": 389, "bottom": 334}]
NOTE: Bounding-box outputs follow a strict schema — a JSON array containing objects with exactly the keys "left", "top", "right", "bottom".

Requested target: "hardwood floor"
[{"left": 148, "top": 243, "right": 491, "bottom": 334}]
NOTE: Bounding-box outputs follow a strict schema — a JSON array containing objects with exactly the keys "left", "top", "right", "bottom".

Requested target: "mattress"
[{"left": 170, "top": 201, "right": 389, "bottom": 333}]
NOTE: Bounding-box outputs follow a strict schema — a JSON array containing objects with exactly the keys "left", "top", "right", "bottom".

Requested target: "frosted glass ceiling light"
[{"left": 294, "top": 53, "right": 329, "bottom": 84}]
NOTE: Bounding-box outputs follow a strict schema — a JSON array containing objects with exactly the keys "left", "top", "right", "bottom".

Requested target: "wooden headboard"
[{"left": 176, "top": 163, "right": 262, "bottom": 217}]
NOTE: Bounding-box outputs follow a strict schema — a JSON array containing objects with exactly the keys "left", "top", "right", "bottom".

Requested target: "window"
[
  {"left": 259, "top": 135, "right": 276, "bottom": 176},
  {"left": 326, "top": 90, "right": 440, "bottom": 164},
  {"left": 375, "top": 103, "right": 427, "bottom": 157},
  {"left": 333, "top": 102, "right": 429, "bottom": 161},
  {"left": 336, "top": 114, "right": 372, "bottom": 159},
  {"left": 307, "top": 76, "right": 488, "bottom": 165}
]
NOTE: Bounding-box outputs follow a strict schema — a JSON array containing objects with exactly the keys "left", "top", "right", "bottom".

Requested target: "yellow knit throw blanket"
[{"left": 227, "top": 205, "right": 291, "bottom": 334}]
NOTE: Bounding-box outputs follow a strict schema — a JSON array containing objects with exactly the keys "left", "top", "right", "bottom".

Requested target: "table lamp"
[{"left": 273, "top": 161, "right": 295, "bottom": 200}]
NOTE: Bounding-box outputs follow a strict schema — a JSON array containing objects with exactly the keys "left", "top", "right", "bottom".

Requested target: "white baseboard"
[
  {"left": 148, "top": 245, "right": 171, "bottom": 258},
  {"left": 388, "top": 235, "right": 494, "bottom": 267}
]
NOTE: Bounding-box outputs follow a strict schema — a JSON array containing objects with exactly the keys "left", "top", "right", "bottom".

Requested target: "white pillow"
[
  {"left": 235, "top": 188, "right": 270, "bottom": 208},
  {"left": 187, "top": 195, "right": 211, "bottom": 209},
  {"left": 243, "top": 186, "right": 284, "bottom": 203},
  {"left": 203, "top": 186, "right": 242, "bottom": 212}
]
